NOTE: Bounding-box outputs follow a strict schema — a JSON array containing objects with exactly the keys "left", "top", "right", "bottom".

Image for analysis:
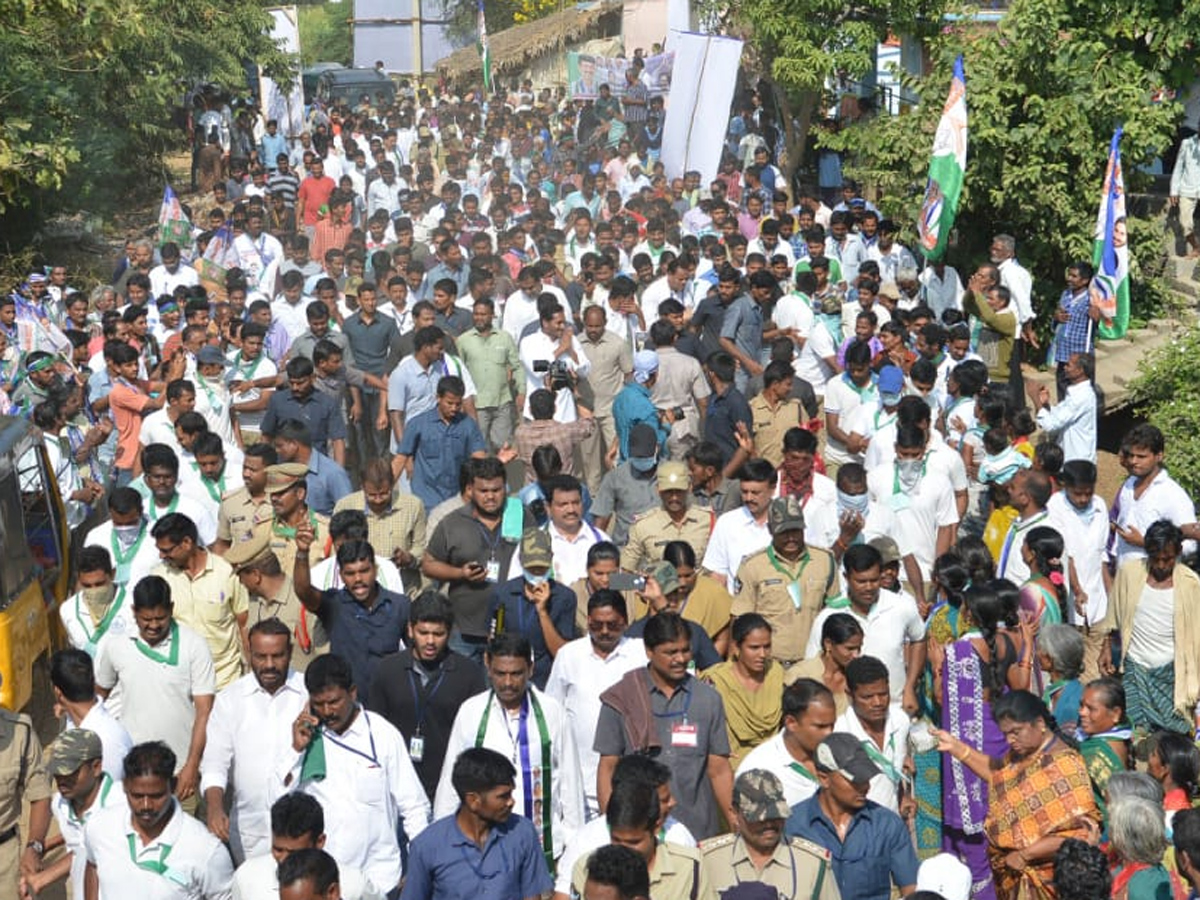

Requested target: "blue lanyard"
[
  {"left": 322, "top": 710, "right": 379, "bottom": 766},
  {"left": 652, "top": 681, "right": 693, "bottom": 720},
  {"left": 407, "top": 667, "right": 447, "bottom": 735}
]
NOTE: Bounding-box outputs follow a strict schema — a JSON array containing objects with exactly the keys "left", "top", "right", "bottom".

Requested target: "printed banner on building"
[{"left": 566, "top": 51, "right": 675, "bottom": 100}]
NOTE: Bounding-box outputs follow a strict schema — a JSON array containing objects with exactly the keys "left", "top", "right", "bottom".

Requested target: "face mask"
[
  {"left": 114, "top": 520, "right": 144, "bottom": 548},
  {"left": 897, "top": 458, "right": 923, "bottom": 487},
  {"left": 81, "top": 583, "right": 116, "bottom": 619},
  {"left": 629, "top": 456, "right": 657, "bottom": 474},
  {"left": 837, "top": 489, "right": 870, "bottom": 516},
  {"left": 1071, "top": 500, "right": 1098, "bottom": 524},
  {"left": 523, "top": 571, "right": 549, "bottom": 588},
  {"left": 879, "top": 392, "right": 901, "bottom": 408}
]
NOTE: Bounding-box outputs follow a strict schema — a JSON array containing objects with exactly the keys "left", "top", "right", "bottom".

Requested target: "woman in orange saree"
[{"left": 934, "top": 690, "right": 1100, "bottom": 900}]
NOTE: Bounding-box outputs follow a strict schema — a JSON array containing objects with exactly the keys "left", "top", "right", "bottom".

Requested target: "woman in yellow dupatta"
[
  {"left": 933, "top": 690, "right": 1099, "bottom": 900},
  {"left": 701, "top": 613, "right": 783, "bottom": 770}
]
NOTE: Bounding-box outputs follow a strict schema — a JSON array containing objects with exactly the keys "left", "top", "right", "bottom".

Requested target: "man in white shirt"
[
  {"left": 995, "top": 469, "right": 1053, "bottom": 586},
  {"left": 702, "top": 458, "right": 776, "bottom": 588},
  {"left": 232, "top": 794, "right": 383, "bottom": 900},
  {"left": 1111, "top": 424, "right": 1197, "bottom": 567},
  {"left": 501, "top": 267, "right": 543, "bottom": 344},
  {"left": 991, "top": 234, "right": 1036, "bottom": 345},
  {"left": 836, "top": 656, "right": 910, "bottom": 814},
  {"left": 866, "top": 221, "right": 917, "bottom": 287},
  {"left": 83, "top": 741, "right": 234, "bottom": 900},
  {"left": 1030, "top": 353, "right": 1097, "bottom": 463},
  {"left": 139, "top": 380, "right": 196, "bottom": 454},
  {"left": 806, "top": 544, "right": 927, "bottom": 709},
  {"left": 544, "top": 591, "right": 645, "bottom": 817},
  {"left": 234, "top": 210, "right": 285, "bottom": 293},
  {"left": 59, "top": 547, "right": 136, "bottom": 664},
  {"left": 140, "top": 443, "right": 220, "bottom": 546},
  {"left": 544, "top": 475, "right": 610, "bottom": 587},
  {"left": 51, "top": 649, "right": 133, "bottom": 781},
  {"left": 282, "top": 653, "right": 430, "bottom": 896},
  {"left": 919, "top": 262, "right": 964, "bottom": 319},
  {"left": 149, "top": 243, "right": 199, "bottom": 299},
  {"left": 201, "top": 619, "right": 309, "bottom": 863},
  {"left": 95, "top": 575, "right": 216, "bottom": 809},
  {"left": 736, "top": 679, "right": 836, "bottom": 807},
  {"left": 272, "top": 271, "right": 317, "bottom": 343},
  {"left": 519, "top": 301, "right": 591, "bottom": 423},
  {"left": 1048, "top": 460, "right": 1112, "bottom": 684},
  {"left": 867, "top": 424, "right": 958, "bottom": 588},
  {"left": 37, "top": 730, "right": 128, "bottom": 900},
  {"left": 433, "top": 633, "right": 585, "bottom": 863},
  {"left": 84, "top": 487, "right": 161, "bottom": 591}
]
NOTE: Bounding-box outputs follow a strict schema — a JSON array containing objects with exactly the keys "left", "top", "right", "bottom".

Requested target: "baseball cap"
[
  {"left": 656, "top": 461, "right": 689, "bottom": 491},
  {"left": 633, "top": 349, "right": 659, "bottom": 384},
  {"left": 49, "top": 729, "right": 103, "bottom": 776},
  {"left": 520, "top": 528, "right": 553, "bottom": 571},
  {"left": 733, "top": 769, "right": 790, "bottom": 822},
  {"left": 814, "top": 733, "right": 880, "bottom": 783},
  {"left": 877, "top": 365, "right": 905, "bottom": 395},
  {"left": 628, "top": 423, "right": 659, "bottom": 461},
  {"left": 917, "top": 853, "right": 972, "bottom": 900},
  {"left": 868, "top": 535, "right": 901, "bottom": 567},
  {"left": 196, "top": 346, "right": 227, "bottom": 366},
  {"left": 265, "top": 462, "right": 309, "bottom": 494},
  {"left": 767, "top": 496, "right": 805, "bottom": 535},
  {"left": 644, "top": 560, "right": 680, "bottom": 596}
]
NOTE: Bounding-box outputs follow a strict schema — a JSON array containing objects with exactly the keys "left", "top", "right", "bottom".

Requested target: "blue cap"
[{"left": 878, "top": 365, "right": 904, "bottom": 394}]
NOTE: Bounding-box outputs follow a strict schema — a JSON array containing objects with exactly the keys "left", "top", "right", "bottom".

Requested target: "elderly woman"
[
  {"left": 1038, "top": 624, "right": 1085, "bottom": 731},
  {"left": 785, "top": 612, "right": 863, "bottom": 714},
  {"left": 933, "top": 690, "right": 1099, "bottom": 900},
  {"left": 1077, "top": 677, "right": 1131, "bottom": 821},
  {"left": 1109, "top": 797, "right": 1174, "bottom": 900}
]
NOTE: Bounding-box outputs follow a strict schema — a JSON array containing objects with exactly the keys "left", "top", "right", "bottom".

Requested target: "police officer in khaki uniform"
[
  {"left": 621, "top": 462, "right": 716, "bottom": 572},
  {"left": 225, "top": 528, "right": 329, "bottom": 671},
  {"left": 212, "top": 444, "right": 276, "bottom": 554},
  {"left": 0, "top": 674, "right": 53, "bottom": 899},
  {"left": 263, "top": 462, "right": 331, "bottom": 575},
  {"left": 701, "top": 769, "right": 840, "bottom": 900},
  {"left": 731, "top": 496, "right": 838, "bottom": 664}
]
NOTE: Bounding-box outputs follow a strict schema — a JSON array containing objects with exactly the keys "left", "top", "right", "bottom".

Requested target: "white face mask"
[
  {"left": 896, "top": 458, "right": 924, "bottom": 490},
  {"left": 523, "top": 571, "right": 549, "bottom": 588},
  {"left": 114, "top": 520, "right": 144, "bottom": 548}
]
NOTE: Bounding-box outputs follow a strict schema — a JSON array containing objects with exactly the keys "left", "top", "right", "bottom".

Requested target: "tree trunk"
[{"left": 768, "top": 79, "right": 819, "bottom": 203}]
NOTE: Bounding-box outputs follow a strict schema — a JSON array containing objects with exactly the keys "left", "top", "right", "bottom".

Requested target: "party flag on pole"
[
  {"left": 477, "top": 0, "right": 493, "bottom": 94},
  {"left": 917, "top": 55, "right": 968, "bottom": 263},
  {"left": 1093, "top": 128, "right": 1130, "bottom": 340},
  {"left": 157, "top": 185, "right": 192, "bottom": 250}
]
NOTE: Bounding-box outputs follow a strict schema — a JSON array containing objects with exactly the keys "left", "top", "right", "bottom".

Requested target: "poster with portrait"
[{"left": 566, "top": 51, "right": 675, "bottom": 101}]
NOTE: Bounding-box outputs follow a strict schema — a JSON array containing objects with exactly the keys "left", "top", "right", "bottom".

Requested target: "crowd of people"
[{"left": 3, "top": 65, "right": 1200, "bottom": 900}]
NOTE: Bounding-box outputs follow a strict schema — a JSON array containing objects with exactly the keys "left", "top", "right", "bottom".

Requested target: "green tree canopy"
[
  {"left": 0, "top": 0, "right": 292, "bottom": 215},
  {"left": 822, "top": 0, "right": 1198, "bottom": 330}
]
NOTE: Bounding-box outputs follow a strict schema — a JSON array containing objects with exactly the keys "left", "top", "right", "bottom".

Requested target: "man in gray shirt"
[
  {"left": 594, "top": 611, "right": 734, "bottom": 839},
  {"left": 592, "top": 423, "right": 660, "bottom": 545}
]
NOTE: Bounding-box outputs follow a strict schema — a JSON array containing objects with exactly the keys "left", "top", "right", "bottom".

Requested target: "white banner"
[
  {"left": 261, "top": 8, "right": 305, "bottom": 140},
  {"left": 661, "top": 32, "right": 743, "bottom": 185}
]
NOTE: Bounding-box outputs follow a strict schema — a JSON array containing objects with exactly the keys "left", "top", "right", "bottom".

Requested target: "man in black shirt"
[{"left": 367, "top": 592, "right": 487, "bottom": 799}]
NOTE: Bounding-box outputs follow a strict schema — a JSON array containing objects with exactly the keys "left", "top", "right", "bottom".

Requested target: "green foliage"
[
  {"left": 822, "top": 0, "right": 1198, "bottom": 339},
  {"left": 1129, "top": 324, "right": 1200, "bottom": 498},
  {"left": 298, "top": 4, "right": 352, "bottom": 67},
  {"left": 0, "top": 0, "right": 292, "bottom": 217}
]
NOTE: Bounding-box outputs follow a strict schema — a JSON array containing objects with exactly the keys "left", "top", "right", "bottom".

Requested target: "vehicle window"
[
  {"left": 15, "top": 446, "right": 61, "bottom": 604},
  {"left": 0, "top": 472, "right": 35, "bottom": 604}
]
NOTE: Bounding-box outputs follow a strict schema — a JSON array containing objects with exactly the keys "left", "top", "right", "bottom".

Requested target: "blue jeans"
[
  {"left": 113, "top": 468, "right": 134, "bottom": 489},
  {"left": 448, "top": 631, "right": 488, "bottom": 664}
]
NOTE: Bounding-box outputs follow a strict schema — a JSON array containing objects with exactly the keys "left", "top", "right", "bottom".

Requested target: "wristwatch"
[{"left": 26, "top": 839, "right": 44, "bottom": 854}]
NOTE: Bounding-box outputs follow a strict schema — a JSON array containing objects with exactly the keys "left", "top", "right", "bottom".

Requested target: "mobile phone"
[{"left": 609, "top": 572, "right": 646, "bottom": 592}]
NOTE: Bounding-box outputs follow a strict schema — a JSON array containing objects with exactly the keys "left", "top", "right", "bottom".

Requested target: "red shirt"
[{"left": 297, "top": 175, "right": 336, "bottom": 226}]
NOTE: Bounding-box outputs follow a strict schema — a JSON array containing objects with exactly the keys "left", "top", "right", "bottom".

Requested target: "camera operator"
[{"left": 519, "top": 300, "right": 592, "bottom": 423}]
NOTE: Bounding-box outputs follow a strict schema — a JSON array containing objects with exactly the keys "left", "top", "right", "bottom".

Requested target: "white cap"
[{"left": 917, "top": 853, "right": 972, "bottom": 900}]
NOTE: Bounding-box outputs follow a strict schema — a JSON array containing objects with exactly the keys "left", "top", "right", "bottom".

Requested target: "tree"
[
  {"left": 0, "top": 0, "right": 292, "bottom": 216},
  {"left": 822, "top": 0, "right": 1197, "bottom": 333},
  {"left": 706, "top": 0, "right": 947, "bottom": 191}
]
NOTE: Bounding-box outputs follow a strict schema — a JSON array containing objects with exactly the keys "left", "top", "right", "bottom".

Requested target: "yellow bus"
[{"left": 0, "top": 415, "right": 70, "bottom": 713}]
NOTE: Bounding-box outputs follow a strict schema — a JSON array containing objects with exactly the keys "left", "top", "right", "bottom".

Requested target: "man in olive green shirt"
[{"left": 456, "top": 296, "right": 525, "bottom": 451}]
